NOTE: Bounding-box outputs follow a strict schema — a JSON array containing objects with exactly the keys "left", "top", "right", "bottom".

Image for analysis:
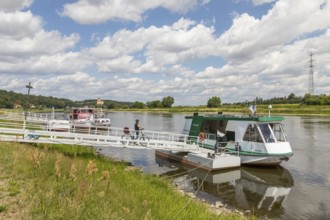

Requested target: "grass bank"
[{"left": 0, "top": 142, "right": 246, "bottom": 220}]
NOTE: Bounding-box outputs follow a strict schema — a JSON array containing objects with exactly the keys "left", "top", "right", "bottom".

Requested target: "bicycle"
[{"left": 121, "top": 127, "right": 150, "bottom": 147}]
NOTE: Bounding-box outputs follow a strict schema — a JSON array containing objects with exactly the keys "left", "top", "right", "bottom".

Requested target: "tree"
[
  {"left": 131, "top": 101, "right": 145, "bottom": 109},
  {"left": 147, "top": 100, "right": 163, "bottom": 108},
  {"left": 207, "top": 96, "right": 221, "bottom": 108},
  {"left": 162, "top": 96, "right": 174, "bottom": 108},
  {"left": 288, "top": 93, "right": 296, "bottom": 100}
]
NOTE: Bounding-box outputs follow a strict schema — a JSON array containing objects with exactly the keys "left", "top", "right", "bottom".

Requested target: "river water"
[{"left": 96, "top": 112, "right": 330, "bottom": 219}]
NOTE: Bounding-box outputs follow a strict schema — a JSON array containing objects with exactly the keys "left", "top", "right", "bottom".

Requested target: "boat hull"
[
  {"left": 238, "top": 153, "right": 292, "bottom": 166},
  {"left": 155, "top": 149, "right": 240, "bottom": 171},
  {"left": 43, "top": 120, "right": 71, "bottom": 132}
]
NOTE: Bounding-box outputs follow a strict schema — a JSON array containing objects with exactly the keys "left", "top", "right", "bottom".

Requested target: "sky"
[{"left": 0, "top": 0, "right": 329, "bottom": 105}]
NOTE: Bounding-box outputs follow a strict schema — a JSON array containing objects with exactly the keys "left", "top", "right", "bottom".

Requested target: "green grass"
[
  {"left": 0, "top": 205, "right": 7, "bottom": 213},
  {"left": 0, "top": 142, "right": 247, "bottom": 220}
]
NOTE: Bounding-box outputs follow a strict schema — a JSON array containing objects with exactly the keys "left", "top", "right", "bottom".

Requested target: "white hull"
[
  {"left": 240, "top": 154, "right": 291, "bottom": 166},
  {"left": 156, "top": 150, "right": 240, "bottom": 171},
  {"left": 44, "top": 120, "right": 71, "bottom": 132}
]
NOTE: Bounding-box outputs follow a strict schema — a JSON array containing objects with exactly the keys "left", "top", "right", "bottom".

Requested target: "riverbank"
[{"left": 0, "top": 142, "right": 248, "bottom": 220}]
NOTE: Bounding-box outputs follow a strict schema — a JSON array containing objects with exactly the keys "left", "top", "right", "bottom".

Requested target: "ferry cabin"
[{"left": 71, "top": 108, "right": 94, "bottom": 121}]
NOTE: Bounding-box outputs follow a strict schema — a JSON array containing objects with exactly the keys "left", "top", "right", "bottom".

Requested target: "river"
[{"left": 96, "top": 112, "right": 330, "bottom": 219}]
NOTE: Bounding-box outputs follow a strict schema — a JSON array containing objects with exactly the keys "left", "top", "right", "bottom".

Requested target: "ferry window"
[
  {"left": 272, "top": 123, "right": 286, "bottom": 142},
  {"left": 243, "top": 124, "right": 263, "bottom": 143},
  {"left": 207, "top": 133, "right": 216, "bottom": 140},
  {"left": 258, "top": 124, "right": 276, "bottom": 143}
]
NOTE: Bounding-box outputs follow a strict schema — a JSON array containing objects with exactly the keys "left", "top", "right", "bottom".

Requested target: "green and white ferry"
[{"left": 182, "top": 111, "right": 293, "bottom": 166}]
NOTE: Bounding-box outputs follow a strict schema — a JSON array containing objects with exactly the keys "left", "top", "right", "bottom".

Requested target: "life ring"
[{"left": 199, "top": 132, "right": 205, "bottom": 141}]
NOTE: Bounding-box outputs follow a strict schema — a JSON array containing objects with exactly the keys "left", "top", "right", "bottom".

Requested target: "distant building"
[{"left": 97, "top": 98, "right": 104, "bottom": 106}]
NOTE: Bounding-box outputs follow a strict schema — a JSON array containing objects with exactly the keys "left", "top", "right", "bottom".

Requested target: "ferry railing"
[
  {"left": 0, "top": 117, "right": 201, "bottom": 151},
  {"left": 191, "top": 135, "right": 241, "bottom": 156},
  {"left": 0, "top": 110, "right": 52, "bottom": 122},
  {"left": 0, "top": 115, "right": 240, "bottom": 154}
]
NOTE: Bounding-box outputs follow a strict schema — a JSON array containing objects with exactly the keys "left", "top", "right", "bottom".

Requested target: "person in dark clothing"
[{"left": 134, "top": 119, "right": 141, "bottom": 139}]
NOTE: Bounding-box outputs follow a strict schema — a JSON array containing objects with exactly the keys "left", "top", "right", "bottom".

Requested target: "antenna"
[{"left": 308, "top": 52, "right": 314, "bottom": 95}]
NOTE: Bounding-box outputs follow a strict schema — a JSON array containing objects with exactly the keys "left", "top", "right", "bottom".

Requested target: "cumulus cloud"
[
  {"left": 216, "top": 0, "right": 330, "bottom": 61},
  {"left": 0, "top": 0, "right": 33, "bottom": 12},
  {"left": 0, "top": 4, "right": 83, "bottom": 75},
  {"left": 0, "top": 52, "right": 91, "bottom": 75},
  {"left": 251, "top": 0, "right": 277, "bottom": 6},
  {"left": 89, "top": 18, "right": 216, "bottom": 74},
  {"left": 0, "top": 30, "right": 79, "bottom": 57},
  {"left": 60, "top": 0, "right": 210, "bottom": 24},
  {"left": 79, "top": 0, "right": 330, "bottom": 103},
  {"left": 0, "top": 11, "right": 41, "bottom": 39},
  {"left": 1, "top": 0, "right": 330, "bottom": 105}
]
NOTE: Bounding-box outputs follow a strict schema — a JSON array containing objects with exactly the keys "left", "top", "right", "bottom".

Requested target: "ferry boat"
[
  {"left": 182, "top": 111, "right": 293, "bottom": 166},
  {"left": 69, "top": 107, "right": 111, "bottom": 127}
]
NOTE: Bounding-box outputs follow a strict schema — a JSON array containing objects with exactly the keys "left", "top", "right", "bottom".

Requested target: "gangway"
[
  {"left": 0, "top": 110, "right": 241, "bottom": 171},
  {"left": 0, "top": 113, "right": 200, "bottom": 152}
]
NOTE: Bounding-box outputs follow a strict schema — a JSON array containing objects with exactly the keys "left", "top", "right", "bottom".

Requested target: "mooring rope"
[
  {"left": 170, "top": 168, "right": 211, "bottom": 220},
  {"left": 160, "top": 159, "right": 212, "bottom": 180}
]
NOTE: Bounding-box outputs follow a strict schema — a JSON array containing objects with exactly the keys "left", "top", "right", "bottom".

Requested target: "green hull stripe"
[
  {"left": 226, "top": 149, "right": 293, "bottom": 157},
  {"left": 198, "top": 145, "right": 293, "bottom": 157}
]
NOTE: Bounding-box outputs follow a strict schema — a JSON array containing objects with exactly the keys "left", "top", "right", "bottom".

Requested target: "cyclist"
[{"left": 134, "top": 119, "right": 142, "bottom": 139}]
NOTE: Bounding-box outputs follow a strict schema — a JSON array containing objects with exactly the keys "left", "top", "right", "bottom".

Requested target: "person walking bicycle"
[
  {"left": 121, "top": 120, "right": 150, "bottom": 147},
  {"left": 134, "top": 119, "right": 141, "bottom": 139}
]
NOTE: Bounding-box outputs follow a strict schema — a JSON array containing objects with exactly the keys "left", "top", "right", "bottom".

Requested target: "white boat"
[
  {"left": 43, "top": 107, "right": 71, "bottom": 131},
  {"left": 92, "top": 118, "right": 111, "bottom": 127},
  {"left": 44, "top": 119, "right": 71, "bottom": 132},
  {"left": 182, "top": 110, "right": 293, "bottom": 166},
  {"left": 92, "top": 109, "right": 111, "bottom": 126},
  {"left": 69, "top": 107, "right": 111, "bottom": 127}
]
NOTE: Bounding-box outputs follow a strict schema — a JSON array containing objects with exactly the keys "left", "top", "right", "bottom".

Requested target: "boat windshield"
[
  {"left": 258, "top": 124, "right": 276, "bottom": 143},
  {"left": 271, "top": 123, "right": 287, "bottom": 142},
  {"left": 258, "top": 123, "right": 287, "bottom": 143}
]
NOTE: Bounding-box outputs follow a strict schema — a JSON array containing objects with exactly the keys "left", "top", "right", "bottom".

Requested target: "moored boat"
[
  {"left": 182, "top": 110, "right": 293, "bottom": 166},
  {"left": 44, "top": 119, "right": 71, "bottom": 132},
  {"left": 69, "top": 107, "right": 111, "bottom": 128},
  {"left": 42, "top": 107, "right": 71, "bottom": 132}
]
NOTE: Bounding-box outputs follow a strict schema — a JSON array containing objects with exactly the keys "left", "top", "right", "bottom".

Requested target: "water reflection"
[{"left": 157, "top": 157, "right": 293, "bottom": 218}]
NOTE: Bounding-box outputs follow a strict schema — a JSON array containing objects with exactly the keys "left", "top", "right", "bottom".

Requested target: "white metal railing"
[
  {"left": 0, "top": 111, "right": 240, "bottom": 154},
  {"left": 0, "top": 115, "right": 201, "bottom": 152},
  {"left": 0, "top": 110, "right": 64, "bottom": 122}
]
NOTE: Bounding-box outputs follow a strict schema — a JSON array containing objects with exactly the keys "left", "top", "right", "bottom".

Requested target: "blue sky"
[{"left": 0, "top": 0, "right": 329, "bottom": 105}]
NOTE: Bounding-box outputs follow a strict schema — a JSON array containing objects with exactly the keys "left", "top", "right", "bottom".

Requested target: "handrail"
[{"left": 0, "top": 116, "right": 201, "bottom": 151}]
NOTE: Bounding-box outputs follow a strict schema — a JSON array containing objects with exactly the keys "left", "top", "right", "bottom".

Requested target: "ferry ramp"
[{"left": 0, "top": 112, "right": 201, "bottom": 152}]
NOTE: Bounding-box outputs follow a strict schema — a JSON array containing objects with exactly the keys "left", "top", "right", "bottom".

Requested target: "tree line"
[
  {"left": 1, "top": 89, "right": 329, "bottom": 110},
  {"left": 243, "top": 93, "right": 330, "bottom": 106},
  {"left": 0, "top": 90, "right": 175, "bottom": 109}
]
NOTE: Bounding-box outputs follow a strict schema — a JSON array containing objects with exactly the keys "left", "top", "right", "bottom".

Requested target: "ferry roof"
[{"left": 185, "top": 113, "right": 285, "bottom": 122}]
